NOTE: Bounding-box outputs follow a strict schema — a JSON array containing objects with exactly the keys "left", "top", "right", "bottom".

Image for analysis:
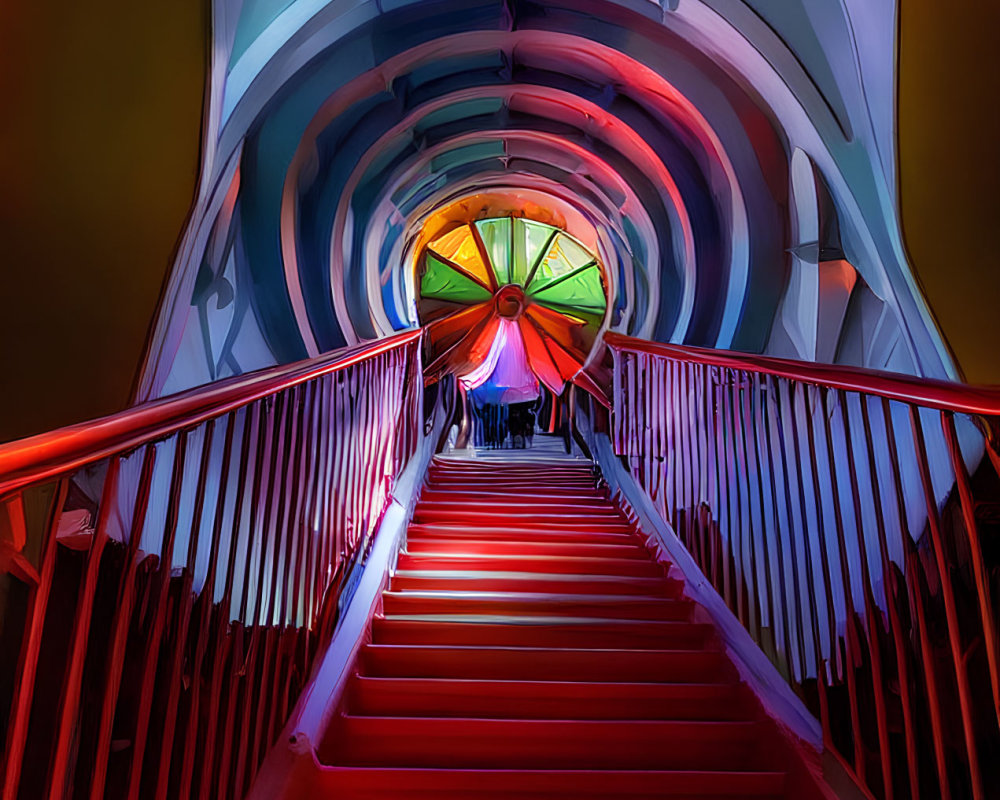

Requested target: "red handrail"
[
  {"left": 0, "top": 329, "right": 422, "bottom": 497},
  {"left": 603, "top": 332, "right": 1000, "bottom": 416}
]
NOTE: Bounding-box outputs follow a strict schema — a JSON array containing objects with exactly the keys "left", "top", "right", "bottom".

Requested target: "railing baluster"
[
  {"left": 1, "top": 477, "right": 68, "bottom": 800},
  {"left": 238, "top": 389, "right": 292, "bottom": 796},
  {"left": 820, "top": 389, "right": 867, "bottom": 783},
  {"left": 769, "top": 376, "right": 809, "bottom": 681},
  {"left": 881, "top": 398, "right": 949, "bottom": 798},
  {"left": 47, "top": 456, "right": 122, "bottom": 798},
  {"left": 801, "top": 385, "right": 841, "bottom": 748},
  {"left": 211, "top": 402, "right": 263, "bottom": 800},
  {"left": 736, "top": 371, "right": 765, "bottom": 643},
  {"left": 88, "top": 445, "right": 158, "bottom": 800},
  {"left": 941, "top": 411, "right": 1000, "bottom": 731},
  {"left": 176, "top": 413, "right": 236, "bottom": 800},
  {"left": 840, "top": 394, "right": 895, "bottom": 798},
  {"left": 910, "top": 406, "right": 984, "bottom": 799},
  {"left": 860, "top": 397, "right": 921, "bottom": 798},
  {"left": 783, "top": 380, "right": 825, "bottom": 689},
  {"left": 124, "top": 432, "right": 189, "bottom": 800}
]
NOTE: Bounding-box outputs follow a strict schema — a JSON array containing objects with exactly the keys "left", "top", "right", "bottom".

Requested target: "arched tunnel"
[
  {"left": 137, "top": 0, "right": 956, "bottom": 401},
  {"left": 6, "top": 4, "right": 1000, "bottom": 800}
]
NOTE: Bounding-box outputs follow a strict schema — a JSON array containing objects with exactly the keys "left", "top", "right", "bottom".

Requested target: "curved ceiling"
[{"left": 137, "top": 0, "right": 957, "bottom": 400}]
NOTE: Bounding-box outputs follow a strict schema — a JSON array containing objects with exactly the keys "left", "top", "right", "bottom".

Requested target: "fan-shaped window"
[{"left": 418, "top": 216, "right": 606, "bottom": 397}]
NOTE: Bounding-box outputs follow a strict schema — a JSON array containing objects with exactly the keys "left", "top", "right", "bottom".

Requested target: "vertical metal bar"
[
  {"left": 860, "top": 397, "right": 921, "bottom": 798},
  {"left": 46, "top": 456, "right": 122, "bottom": 798},
  {"left": 754, "top": 373, "right": 794, "bottom": 679},
  {"left": 907, "top": 544, "right": 953, "bottom": 800},
  {"left": 152, "top": 421, "right": 217, "bottom": 800},
  {"left": 882, "top": 398, "right": 949, "bottom": 797},
  {"left": 769, "top": 376, "right": 809, "bottom": 680},
  {"left": 941, "top": 411, "right": 1000, "bottom": 730},
  {"left": 219, "top": 397, "right": 275, "bottom": 800},
  {"left": 820, "top": 388, "right": 867, "bottom": 780},
  {"left": 283, "top": 383, "right": 321, "bottom": 724},
  {"left": 261, "top": 386, "right": 310, "bottom": 753},
  {"left": 801, "top": 385, "right": 842, "bottom": 742},
  {"left": 124, "top": 431, "right": 189, "bottom": 800},
  {"left": 88, "top": 445, "right": 158, "bottom": 800},
  {"left": 176, "top": 413, "right": 237, "bottom": 800},
  {"left": 201, "top": 403, "right": 258, "bottom": 800},
  {"left": 783, "top": 380, "right": 825, "bottom": 689},
  {"left": 1, "top": 477, "right": 69, "bottom": 800},
  {"left": 724, "top": 373, "right": 747, "bottom": 629},
  {"left": 682, "top": 363, "right": 696, "bottom": 554},
  {"left": 731, "top": 372, "right": 760, "bottom": 636},
  {"left": 839, "top": 395, "right": 894, "bottom": 799},
  {"left": 235, "top": 390, "right": 292, "bottom": 796},
  {"left": 910, "top": 406, "right": 983, "bottom": 798}
]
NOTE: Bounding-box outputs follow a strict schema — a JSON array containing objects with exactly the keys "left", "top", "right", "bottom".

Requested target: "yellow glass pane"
[{"left": 428, "top": 225, "right": 493, "bottom": 289}]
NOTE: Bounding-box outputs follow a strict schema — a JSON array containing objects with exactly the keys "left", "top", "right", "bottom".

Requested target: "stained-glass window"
[{"left": 419, "top": 217, "right": 607, "bottom": 395}]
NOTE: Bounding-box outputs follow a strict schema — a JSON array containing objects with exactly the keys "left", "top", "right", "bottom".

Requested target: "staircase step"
[
  {"left": 312, "top": 767, "right": 786, "bottom": 799},
  {"left": 396, "top": 553, "right": 665, "bottom": 577},
  {"left": 347, "top": 676, "right": 747, "bottom": 720},
  {"left": 416, "top": 500, "right": 623, "bottom": 517},
  {"left": 372, "top": 617, "right": 713, "bottom": 649},
  {"left": 419, "top": 489, "right": 609, "bottom": 504},
  {"left": 404, "top": 538, "right": 647, "bottom": 559},
  {"left": 324, "top": 717, "right": 760, "bottom": 770},
  {"left": 381, "top": 590, "right": 693, "bottom": 621},
  {"left": 390, "top": 570, "right": 682, "bottom": 597},
  {"left": 406, "top": 523, "right": 636, "bottom": 545},
  {"left": 412, "top": 508, "right": 625, "bottom": 526},
  {"left": 426, "top": 482, "right": 603, "bottom": 496},
  {"left": 361, "top": 644, "right": 732, "bottom": 682}
]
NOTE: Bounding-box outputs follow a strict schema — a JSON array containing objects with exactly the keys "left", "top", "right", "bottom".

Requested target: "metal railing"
[
  {"left": 0, "top": 330, "right": 422, "bottom": 800},
  {"left": 606, "top": 332, "right": 1000, "bottom": 800}
]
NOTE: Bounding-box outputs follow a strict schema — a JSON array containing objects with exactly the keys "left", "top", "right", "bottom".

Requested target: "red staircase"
[{"left": 312, "top": 458, "right": 825, "bottom": 799}]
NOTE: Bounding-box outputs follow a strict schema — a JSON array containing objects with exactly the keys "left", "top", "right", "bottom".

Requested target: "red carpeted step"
[
  {"left": 372, "top": 617, "right": 715, "bottom": 649},
  {"left": 403, "top": 537, "right": 647, "bottom": 559},
  {"left": 325, "top": 716, "right": 760, "bottom": 770},
  {"left": 411, "top": 507, "right": 626, "bottom": 526},
  {"left": 419, "top": 489, "right": 610, "bottom": 504},
  {"left": 315, "top": 767, "right": 786, "bottom": 799},
  {"left": 361, "top": 644, "right": 732, "bottom": 682},
  {"left": 381, "top": 590, "right": 695, "bottom": 621},
  {"left": 346, "top": 676, "right": 748, "bottom": 720},
  {"left": 390, "top": 570, "right": 682, "bottom": 596},
  {"left": 406, "top": 522, "right": 636, "bottom": 545},
  {"left": 396, "top": 552, "right": 666, "bottom": 577},
  {"left": 416, "top": 499, "right": 623, "bottom": 515}
]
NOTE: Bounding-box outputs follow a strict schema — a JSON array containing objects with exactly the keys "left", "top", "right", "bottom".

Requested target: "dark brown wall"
[
  {"left": 898, "top": 0, "right": 1000, "bottom": 385},
  {"left": 0, "top": 3, "right": 207, "bottom": 443},
  {"left": 0, "top": 1, "right": 995, "bottom": 444}
]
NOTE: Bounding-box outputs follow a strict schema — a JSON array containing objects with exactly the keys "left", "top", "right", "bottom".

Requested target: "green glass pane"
[
  {"left": 530, "top": 263, "right": 606, "bottom": 311},
  {"left": 475, "top": 218, "right": 511, "bottom": 285},
  {"left": 421, "top": 254, "right": 493, "bottom": 304},
  {"left": 510, "top": 218, "right": 527, "bottom": 286},
  {"left": 521, "top": 220, "right": 554, "bottom": 284},
  {"left": 527, "top": 233, "right": 595, "bottom": 291}
]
